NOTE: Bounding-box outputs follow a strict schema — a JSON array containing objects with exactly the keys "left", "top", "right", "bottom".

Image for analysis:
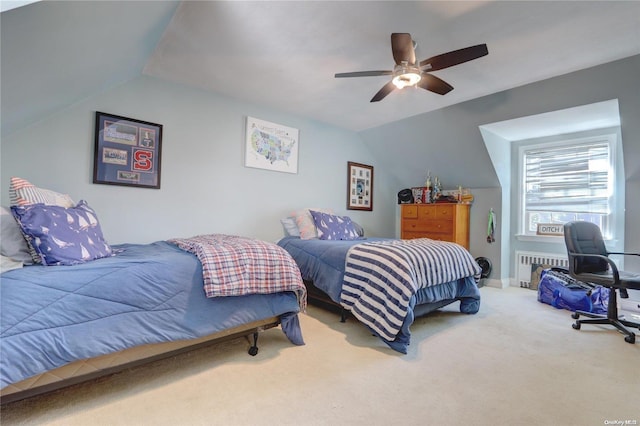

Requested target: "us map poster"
[{"left": 244, "top": 116, "right": 299, "bottom": 174}]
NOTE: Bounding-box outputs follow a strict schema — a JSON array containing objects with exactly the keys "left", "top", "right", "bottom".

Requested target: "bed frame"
[
  {"left": 304, "top": 279, "right": 352, "bottom": 322},
  {"left": 304, "top": 278, "right": 467, "bottom": 324},
  {"left": 0, "top": 316, "right": 280, "bottom": 405}
]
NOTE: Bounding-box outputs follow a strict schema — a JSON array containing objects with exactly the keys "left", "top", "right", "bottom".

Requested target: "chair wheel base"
[{"left": 570, "top": 311, "right": 637, "bottom": 344}]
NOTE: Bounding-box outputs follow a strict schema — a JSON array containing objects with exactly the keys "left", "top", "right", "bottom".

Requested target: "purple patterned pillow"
[
  {"left": 309, "top": 210, "right": 360, "bottom": 241},
  {"left": 11, "top": 201, "right": 113, "bottom": 266}
]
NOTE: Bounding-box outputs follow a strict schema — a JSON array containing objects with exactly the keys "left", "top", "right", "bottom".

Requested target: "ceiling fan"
[{"left": 335, "top": 33, "right": 488, "bottom": 102}]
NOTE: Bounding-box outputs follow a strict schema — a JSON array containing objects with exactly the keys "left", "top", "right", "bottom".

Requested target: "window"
[{"left": 519, "top": 134, "right": 615, "bottom": 239}]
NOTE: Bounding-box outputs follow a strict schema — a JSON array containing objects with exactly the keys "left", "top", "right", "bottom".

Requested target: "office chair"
[{"left": 564, "top": 221, "right": 640, "bottom": 343}]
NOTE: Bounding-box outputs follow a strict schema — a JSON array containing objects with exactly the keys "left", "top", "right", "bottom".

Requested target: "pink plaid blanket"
[{"left": 169, "top": 234, "right": 306, "bottom": 310}]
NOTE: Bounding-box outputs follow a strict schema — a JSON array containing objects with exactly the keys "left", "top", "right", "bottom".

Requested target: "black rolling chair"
[{"left": 563, "top": 221, "right": 640, "bottom": 343}]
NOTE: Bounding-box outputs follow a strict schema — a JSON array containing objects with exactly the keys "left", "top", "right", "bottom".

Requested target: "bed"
[
  {"left": 1, "top": 179, "right": 306, "bottom": 404},
  {"left": 1, "top": 239, "right": 305, "bottom": 404},
  {"left": 277, "top": 209, "right": 481, "bottom": 353}
]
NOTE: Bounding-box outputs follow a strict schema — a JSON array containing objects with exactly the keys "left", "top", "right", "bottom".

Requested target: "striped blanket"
[
  {"left": 169, "top": 234, "right": 306, "bottom": 310},
  {"left": 341, "top": 238, "right": 480, "bottom": 341}
]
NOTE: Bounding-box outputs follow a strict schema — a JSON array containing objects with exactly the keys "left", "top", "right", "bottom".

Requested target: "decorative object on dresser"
[
  {"left": 400, "top": 203, "right": 470, "bottom": 249},
  {"left": 397, "top": 188, "right": 414, "bottom": 204}
]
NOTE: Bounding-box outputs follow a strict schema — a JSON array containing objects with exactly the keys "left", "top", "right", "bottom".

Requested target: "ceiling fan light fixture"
[{"left": 392, "top": 62, "right": 421, "bottom": 89}]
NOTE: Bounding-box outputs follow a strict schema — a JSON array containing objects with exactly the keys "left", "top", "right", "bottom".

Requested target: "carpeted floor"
[{"left": 1, "top": 286, "right": 638, "bottom": 426}]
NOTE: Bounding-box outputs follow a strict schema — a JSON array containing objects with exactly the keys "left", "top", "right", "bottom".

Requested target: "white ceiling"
[
  {"left": 143, "top": 1, "right": 640, "bottom": 131},
  {"left": 2, "top": 1, "right": 640, "bottom": 137},
  {"left": 480, "top": 99, "right": 621, "bottom": 142}
]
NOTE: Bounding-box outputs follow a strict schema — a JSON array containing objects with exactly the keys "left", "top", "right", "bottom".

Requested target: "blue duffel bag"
[{"left": 537, "top": 268, "right": 609, "bottom": 314}]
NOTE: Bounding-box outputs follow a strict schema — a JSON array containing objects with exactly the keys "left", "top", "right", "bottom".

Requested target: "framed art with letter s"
[
  {"left": 93, "top": 111, "right": 163, "bottom": 189},
  {"left": 347, "top": 161, "right": 373, "bottom": 211}
]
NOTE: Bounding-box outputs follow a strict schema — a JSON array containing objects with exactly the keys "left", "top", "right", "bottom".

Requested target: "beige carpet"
[{"left": 1, "top": 287, "right": 638, "bottom": 426}]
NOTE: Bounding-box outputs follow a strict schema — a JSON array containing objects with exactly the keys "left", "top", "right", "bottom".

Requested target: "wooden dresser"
[{"left": 400, "top": 203, "right": 471, "bottom": 249}]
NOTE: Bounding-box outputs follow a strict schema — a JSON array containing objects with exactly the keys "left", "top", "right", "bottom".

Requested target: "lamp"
[{"left": 392, "top": 62, "right": 422, "bottom": 89}]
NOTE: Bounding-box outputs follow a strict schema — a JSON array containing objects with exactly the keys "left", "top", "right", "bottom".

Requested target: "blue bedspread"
[
  {"left": 0, "top": 241, "right": 303, "bottom": 388},
  {"left": 277, "top": 236, "right": 480, "bottom": 353}
]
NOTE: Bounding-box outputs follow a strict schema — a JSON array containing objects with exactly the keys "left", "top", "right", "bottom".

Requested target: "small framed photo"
[
  {"left": 347, "top": 161, "right": 373, "bottom": 211},
  {"left": 93, "top": 111, "right": 163, "bottom": 189}
]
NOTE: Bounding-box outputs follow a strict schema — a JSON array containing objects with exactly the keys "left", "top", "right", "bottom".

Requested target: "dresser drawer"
[
  {"left": 403, "top": 231, "right": 452, "bottom": 242},
  {"left": 426, "top": 219, "right": 454, "bottom": 234},
  {"left": 417, "top": 204, "right": 454, "bottom": 220},
  {"left": 402, "top": 219, "right": 453, "bottom": 234},
  {"left": 402, "top": 219, "right": 430, "bottom": 232},
  {"left": 402, "top": 231, "right": 428, "bottom": 240},
  {"left": 423, "top": 233, "right": 451, "bottom": 242},
  {"left": 402, "top": 205, "right": 418, "bottom": 219}
]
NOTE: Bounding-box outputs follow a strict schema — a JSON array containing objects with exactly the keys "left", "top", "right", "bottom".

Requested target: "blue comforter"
[
  {"left": 0, "top": 241, "right": 303, "bottom": 388},
  {"left": 278, "top": 236, "right": 480, "bottom": 353}
]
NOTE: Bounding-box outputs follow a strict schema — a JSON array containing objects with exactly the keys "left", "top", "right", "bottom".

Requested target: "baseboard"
[{"left": 485, "top": 278, "right": 509, "bottom": 289}]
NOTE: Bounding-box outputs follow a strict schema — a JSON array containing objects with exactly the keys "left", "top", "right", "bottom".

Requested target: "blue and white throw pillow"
[
  {"left": 309, "top": 210, "right": 360, "bottom": 241},
  {"left": 11, "top": 201, "right": 113, "bottom": 266}
]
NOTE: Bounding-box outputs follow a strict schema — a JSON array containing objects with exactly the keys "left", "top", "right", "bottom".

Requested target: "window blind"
[{"left": 524, "top": 141, "right": 610, "bottom": 214}]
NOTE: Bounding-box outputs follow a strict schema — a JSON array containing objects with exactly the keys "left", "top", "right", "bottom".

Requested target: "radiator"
[{"left": 515, "top": 250, "right": 568, "bottom": 289}]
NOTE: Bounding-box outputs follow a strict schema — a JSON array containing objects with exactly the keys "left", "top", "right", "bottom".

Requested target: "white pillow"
[
  {"left": 9, "top": 176, "right": 74, "bottom": 207},
  {"left": 291, "top": 208, "right": 334, "bottom": 240},
  {"left": 0, "top": 207, "right": 33, "bottom": 265},
  {"left": 280, "top": 217, "right": 300, "bottom": 237},
  {"left": 1, "top": 255, "right": 23, "bottom": 273}
]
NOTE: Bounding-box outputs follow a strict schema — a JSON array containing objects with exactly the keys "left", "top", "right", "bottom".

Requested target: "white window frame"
[{"left": 517, "top": 134, "right": 616, "bottom": 241}]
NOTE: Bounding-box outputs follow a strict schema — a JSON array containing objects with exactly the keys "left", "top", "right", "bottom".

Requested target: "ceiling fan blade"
[
  {"left": 335, "top": 70, "right": 393, "bottom": 78},
  {"left": 391, "top": 33, "right": 416, "bottom": 65},
  {"left": 420, "top": 44, "right": 488, "bottom": 71},
  {"left": 417, "top": 74, "right": 454, "bottom": 95},
  {"left": 370, "top": 81, "right": 396, "bottom": 102}
]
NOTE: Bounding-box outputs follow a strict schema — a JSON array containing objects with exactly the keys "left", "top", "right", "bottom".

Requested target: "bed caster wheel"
[
  {"left": 248, "top": 346, "right": 259, "bottom": 356},
  {"left": 572, "top": 322, "right": 581, "bottom": 330},
  {"left": 571, "top": 312, "right": 580, "bottom": 320},
  {"left": 624, "top": 334, "right": 635, "bottom": 344}
]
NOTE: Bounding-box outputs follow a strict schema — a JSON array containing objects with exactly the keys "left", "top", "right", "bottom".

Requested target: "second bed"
[{"left": 278, "top": 236, "right": 481, "bottom": 353}]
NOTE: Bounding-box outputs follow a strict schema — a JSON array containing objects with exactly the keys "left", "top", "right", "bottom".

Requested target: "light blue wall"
[
  {"left": 2, "top": 56, "right": 638, "bottom": 282},
  {"left": 0, "top": 76, "right": 397, "bottom": 244},
  {"left": 360, "top": 55, "right": 640, "bottom": 281}
]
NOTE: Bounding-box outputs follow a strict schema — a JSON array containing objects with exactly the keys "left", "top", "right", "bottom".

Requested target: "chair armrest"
[
  {"left": 608, "top": 251, "right": 640, "bottom": 257},
  {"left": 567, "top": 252, "right": 620, "bottom": 282}
]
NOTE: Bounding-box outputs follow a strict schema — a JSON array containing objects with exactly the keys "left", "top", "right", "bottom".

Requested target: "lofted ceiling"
[{"left": 2, "top": 1, "right": 640, "bottom": 138}]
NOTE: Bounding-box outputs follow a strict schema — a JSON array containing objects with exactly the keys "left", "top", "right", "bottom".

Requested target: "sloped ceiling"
[
  {"left": 0, "top": 1, "right": 180, "bottom": 137},
  {"left": 2, "top": 1, "right": 640, "bottom": 138}
]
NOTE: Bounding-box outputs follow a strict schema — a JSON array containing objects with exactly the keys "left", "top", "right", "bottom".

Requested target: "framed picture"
[
  {"left": 244, "top": 116, "right": 299, "bottom": 174},
  {"left": 347, "top": 161, "right": 373, "bottom": 211},
  {"left": 93, "top": 112, "right": 163, "bottom": 189}
]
